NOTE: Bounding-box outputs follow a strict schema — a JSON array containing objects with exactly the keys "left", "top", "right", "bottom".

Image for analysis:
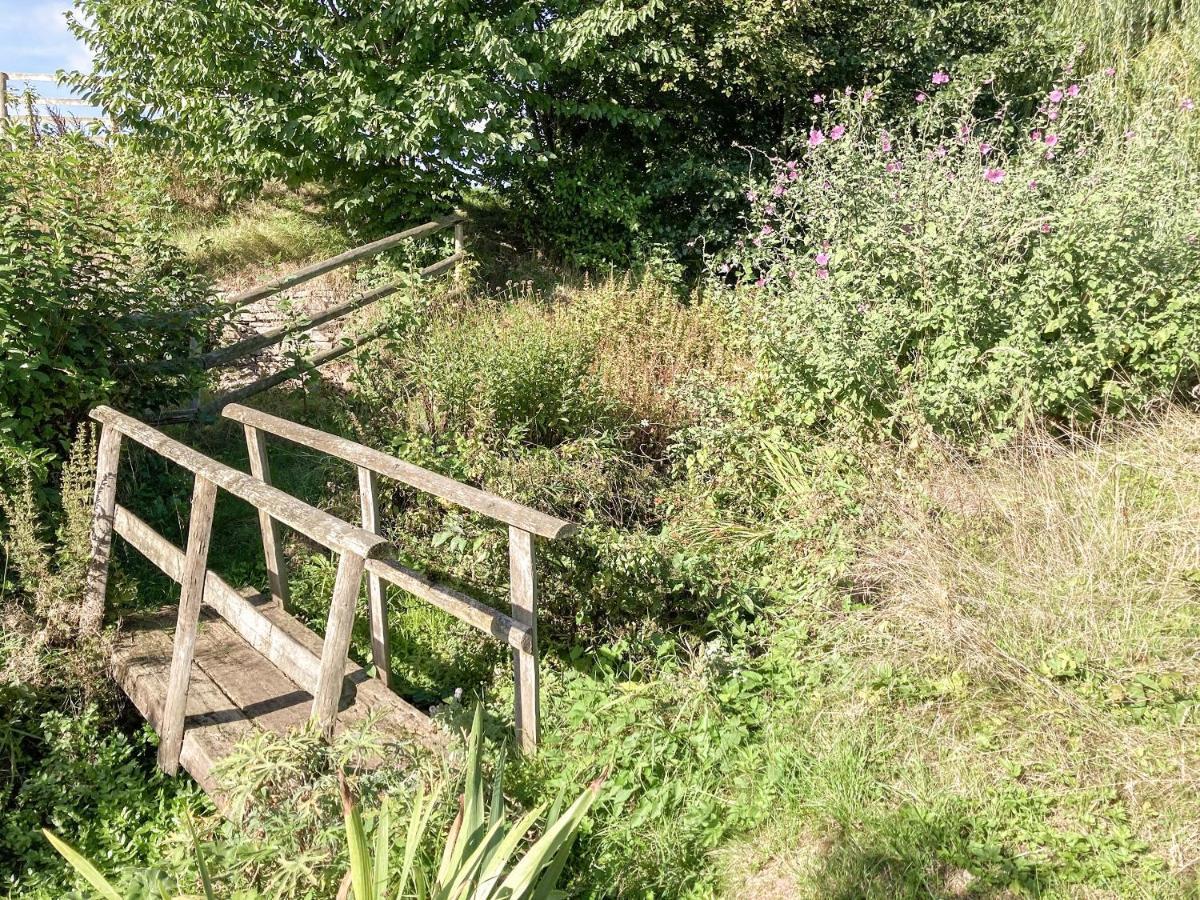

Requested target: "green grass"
[{"left": 171, "top": 185, "right": 350, "bottom": 279}]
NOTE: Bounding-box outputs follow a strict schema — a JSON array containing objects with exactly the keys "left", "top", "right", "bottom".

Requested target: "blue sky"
[
  {"left": 1, "top": 0, "right": 90, "bottom": 75},
  {"left": 1, "top": 0, "right": 94, "bottom": 111}
]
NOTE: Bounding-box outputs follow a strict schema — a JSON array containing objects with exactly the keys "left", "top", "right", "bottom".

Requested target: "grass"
[
  {"left": 716, "top": 412, "right": 1200, "bottom": 897},
  {"left": 171, "top": 184, "right": 350, "bottom": 279}
]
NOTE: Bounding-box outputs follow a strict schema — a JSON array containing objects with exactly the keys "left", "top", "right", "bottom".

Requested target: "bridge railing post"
[
  {"left": 83, "top": 423, "right": 124, "bottom": 634},
  {"left": 508, "top": 526, "right": 539, "bottom": 753},
  {"left": 311, "top": 550, "right": 367, "bottom": 738},
  {"left": 157, "top": 475, "right": 219, "bottom": 775},
  {"left": 242, "top": 424, "right": 290, "bottom": 610},
  {"left": 357, "top": 466, "right": 391, "bottom": 687}
]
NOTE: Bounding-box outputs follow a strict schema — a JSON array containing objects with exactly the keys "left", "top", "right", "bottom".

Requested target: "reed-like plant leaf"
[
  {"left": 494, "top": 780, "right": 603, "bottom": 898},
  {"left": 374, "top": 795, "right": 392, "bottom": 899},
  {"left": 340, "top": 773, "right": 375, "bottom": 900},
  {"left": 41, "top": 828, "right": 123, "bottom": 900},
  {"left": 184, "top": 813, "right": 215, "bottom": 900}
]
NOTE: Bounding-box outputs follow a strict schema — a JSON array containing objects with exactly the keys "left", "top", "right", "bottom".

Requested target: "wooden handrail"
[
  {"left": 225, "top": 214, "right": 466, "bottom": 310},
  {"left": 90, "top": 406, "right": 390, "bottom": 559},
  {"left": 156, "top": 252, "right": 463, "bottom": 376},
  {"left": 221, "top": 405, "right": 577, "bottom": 540}
]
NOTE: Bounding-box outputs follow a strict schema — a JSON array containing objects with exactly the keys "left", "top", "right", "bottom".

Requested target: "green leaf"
[{"left": 41, "top": 829, "right": 122, "bottom": 900}]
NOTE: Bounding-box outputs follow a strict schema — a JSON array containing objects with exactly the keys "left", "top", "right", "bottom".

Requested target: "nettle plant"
[{"left": 720, "top": 68, "right": 1200, "bottom": 445}]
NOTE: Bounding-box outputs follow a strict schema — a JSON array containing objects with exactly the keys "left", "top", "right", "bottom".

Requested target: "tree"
[{"left": 68, "top": 0, "right": 1038, "bottom": 258}]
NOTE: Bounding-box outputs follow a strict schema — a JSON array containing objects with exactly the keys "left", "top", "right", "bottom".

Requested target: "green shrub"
[
  {"left": 0, "top": 132, "right": 215, "bottom": 473},
  {"left": 721, "top": 71, "right": 1200, "bottom": 445}
]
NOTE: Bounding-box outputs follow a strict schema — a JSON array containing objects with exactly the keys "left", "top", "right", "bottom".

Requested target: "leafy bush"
[
  {"left": 43, "top": 707, "right": 601, "bottom": 899},
  {"left": 70, "top": 0, "right": 1043, "bottom": 263},
  {"left": 0, "top": 132, "right": 214, "bottom": 472},
  {"left": 720, "top": 71, "right": 1200, "bottom": 445}
]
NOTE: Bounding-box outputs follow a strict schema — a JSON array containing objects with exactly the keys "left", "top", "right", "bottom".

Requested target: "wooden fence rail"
[
  {"left": 221, "top": 403, "right": 576, "bottom": 752},
  {"left": 0, "top": 71, "right": 111, "bottom": 128},
  {"left": 152, "top": 213, "right": 467, "bottom": 422}
]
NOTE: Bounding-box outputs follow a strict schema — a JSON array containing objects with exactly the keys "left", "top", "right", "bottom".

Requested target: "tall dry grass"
[{"left": 858, "top": 408, "right": 1200, "bottom": 872}]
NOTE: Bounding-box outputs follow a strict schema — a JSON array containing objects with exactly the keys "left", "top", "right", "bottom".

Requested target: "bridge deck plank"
[{"left": 112, "top": 602, "right": 446, "bottom": 807}]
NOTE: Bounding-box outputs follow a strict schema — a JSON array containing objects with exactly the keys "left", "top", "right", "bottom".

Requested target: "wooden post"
[
  {"left": 311, "top": 551, "right": 366, "bottom": 737},
  {"left": 243, "top": 424, "right": 290, "bottom": 610},
  {"left": 157, "top": 475, "right": 219, "bottom": 775},
  {"left": 357, "top": 465, "right": 390, "bottom": 687},
  {"left": 0, "top": 73, "right": 8, "bottom": 124},
  {"left": 82, "top": 424, "right": 123, "bottom": 634},
  {"left": 508, "top": 527, "right": 539, "bottom": 753},
  {"left": 453, "top": 215, "right": 465, "bottom": 283}
]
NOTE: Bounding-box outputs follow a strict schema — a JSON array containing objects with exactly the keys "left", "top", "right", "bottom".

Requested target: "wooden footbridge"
[{"left": 85, "top": 402, "right": 575, "bottom": 798}]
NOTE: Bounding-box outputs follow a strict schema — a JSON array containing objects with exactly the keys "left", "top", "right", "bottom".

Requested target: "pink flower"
[
  {"left": 813, "top": 93, "right": 825, "bottom": 105},
  {"left": 815, "top": 251, "right": 831, "bottom": 266},
  {"left": 1044, "top": 133, "right": 1059, "bottom": 147},
  {"left": 746, "top": 190, "right": 758, "bottom": 202},
  {"left": 1028, "top": 179, "right": 1038, "bottom": 191},
  {"left": 885, "top": 161, "right": 902, "bottom": 174},
  {"left": 1067, "top": 84, "right": 1080, "bottom": 97},
  {"left": 979, "top": 142, "right": 993, "bottom": 156},
  {"left": 830, "top": 124, "right": 846, "bottom": 140},
  {"left": 1105, "top": 67, "right": 1117, "bottom": 76},
  {"left": 881, "top": 132, "right": 892, "bottom": 153},
  {"left": 816, "top": 269, "right": 830, "bottom": 280},
  {"left": 1040, "top": 222, "right": 1052, "bottom": 234},
  {"left": 916, "top": 91, "right": 928, "bottom": 103},
  {"left": 772, "top": 184, "right": 785, "bottom": 197},
  {"left": 1124, "top": 129, "right": 1137, "bottom": 139},
  {"left": 1048, "top": 109, "right": 1059, "bottom": 121},
  {"left": 1045, "top": 149, "right": 1056, "bottom": 160},
  {"left": 761, "top": 225, "right": 774, "bottom": 236},
  {"left": 809, "top": 128, "right": 825, "bottom": 148},
  {"left": 935, "top": 145, "right": 948, "bottom": 158},
  {"left": 754, "top": 278, "right": 766, "bottom": 288},
  {"left": 1031, "top": 129, "right": 1042, "bottom": 141},
  {"left": 863, "top": 89, "right": 875, "bottom": 102},
  {"left": 984, "top": 168, "right": 1005, "bottom": 183},
  {"left": 932, "top": 70, "right": 950, "bottom": 85},
  {"left": 1183, "top": 98, "right": 1196, "bottom": 111},
  {"left": 1049, "top": 89, "right": 1064, "bottom": 102},
  {"left": 786, "top": 160, "right": 798, "bottom": 170}
]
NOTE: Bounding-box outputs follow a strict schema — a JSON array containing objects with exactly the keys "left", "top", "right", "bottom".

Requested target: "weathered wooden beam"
[
  {"left": 225, "top": 215, "right": 466, "bottom": 310},
  {"left": 32, "top": 96, "right": 93, "bottom": 107},
  {"left": 364, "top": 556, "right": 533, "bottom": 654},
  {"left": 509, "top": 527, "right": 540, "bottom": 753},
  {"left": 243, "top": 424, "right": 290, "bottom": 610},
  {"left": 221, "top": 405, "right": 577, "bottom": 541},
  {"left": 358, "top": 466, "right": 390, "bottom": 687},
  {"left": 114, "top": 504, "right": 318, "bottom": 692},
  {"left": 188, "top": 321, "right": 390, "bottom": 417},
  {"left": 156, "top": 252, "right": 463, "bottom": 376},
  {"left": 311, "top": 551, "right": 366, "bottom": 737},
  {"left": 90, "top": 406, "right": 389, "bottom": 560},
  {"left": 157, "top": 475, "right": 218, "bottom": 775},
  {"left": 82, "top": 424, "right": 123, "bottom": 634}
]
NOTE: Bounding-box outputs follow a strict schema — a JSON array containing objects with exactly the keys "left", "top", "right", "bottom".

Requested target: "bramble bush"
[
  {"left": 0, "top": 131, "right": 214, "bottom": 475},
  {"left": 721, "top": 68, "right": 1200, "bottom": 445}
]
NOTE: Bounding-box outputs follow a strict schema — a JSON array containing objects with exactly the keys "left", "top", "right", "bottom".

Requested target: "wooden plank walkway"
[{"left": 114, "top": 601, "right": 445, "bottom": 798}]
